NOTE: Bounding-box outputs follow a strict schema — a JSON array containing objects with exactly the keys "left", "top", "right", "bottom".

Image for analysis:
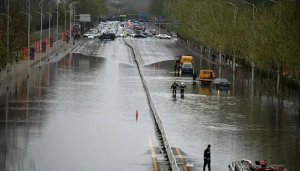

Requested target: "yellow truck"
[
  {"left": 180, "top": 56, "right": 193, "bottom": 64},
  {"left": 198, "top": 70, "right": 215, "bottom": 84}
]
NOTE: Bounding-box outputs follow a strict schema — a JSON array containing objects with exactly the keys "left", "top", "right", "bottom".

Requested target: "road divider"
[{"left": 125, "top": 40, "right": 181, "bottom": 171}]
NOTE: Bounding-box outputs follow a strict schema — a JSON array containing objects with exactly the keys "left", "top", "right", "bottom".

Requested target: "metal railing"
[{"left": 125, "top": 40, "right": 180, "bottom": 171}]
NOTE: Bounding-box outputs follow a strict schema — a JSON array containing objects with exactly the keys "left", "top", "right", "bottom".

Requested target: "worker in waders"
[
  {"left": 180, "top": 82, "right": 187, "bottom": 97},
  {"left": 203, "top": 144, "right": 211, "bottom": 171},
  {"left": 171, "top": 81, "right": 179, "bottom": 97}
]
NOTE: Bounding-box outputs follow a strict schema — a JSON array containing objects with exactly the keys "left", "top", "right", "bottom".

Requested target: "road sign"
[
  {"left": 119, "top": 15, "right": 126, "bottom": 17},
  {"left": 79, "top": 14, "right": 91, "bottom": 22}
]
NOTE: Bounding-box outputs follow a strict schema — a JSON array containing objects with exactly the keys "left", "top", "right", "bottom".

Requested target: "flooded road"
[
  {"left": 0, "top": 36, "right": 299, "bottom": 171},
  {"left": 0, "top": 39, "right": 166, "bottom": 171},
  {"left": 133, "top": 38, "right": 300, "bottom": 170}
]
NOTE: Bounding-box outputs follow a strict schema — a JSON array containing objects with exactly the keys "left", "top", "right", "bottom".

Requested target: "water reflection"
[
  {"left": 0, "top": 53, "right": 86, "bottom": 170},
  {"left": 198, "top": 86, "right": 211, "bottom": 95}
]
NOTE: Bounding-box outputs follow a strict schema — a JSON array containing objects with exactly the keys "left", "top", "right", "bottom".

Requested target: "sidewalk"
[{"left": 0, "top": 39, "right": 82, "bottom": 83}]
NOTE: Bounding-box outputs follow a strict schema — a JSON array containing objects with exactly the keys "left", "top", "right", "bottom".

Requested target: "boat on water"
[{"left": 229, "top": 159, "right": 288, "bottom": 171}]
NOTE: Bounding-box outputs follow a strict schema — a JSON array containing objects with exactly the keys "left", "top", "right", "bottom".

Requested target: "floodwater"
[
  {"left": 0, "top": 36, "right": 299, "bottom": 171},
  {"left": 132, "top": 38, "right": 300, "bottom": 171},
  {"left": 0, "top": 39, "right": 165, "bottom": 171}
]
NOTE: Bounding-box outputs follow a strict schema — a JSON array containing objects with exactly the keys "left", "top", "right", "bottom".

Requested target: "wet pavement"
[
  {"left": 131, "top": 38, "right": 300, "bottom": 171},
  {"left": 0, "top": 39, "right": 169, "bottom": 171}
]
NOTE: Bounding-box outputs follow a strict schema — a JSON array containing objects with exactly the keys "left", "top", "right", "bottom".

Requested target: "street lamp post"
[
  {"left": 46, "top": 0, "right": 56, "bottom": 61},
  {"left": 20, "top": 0, "right": 32, "bottom": 78},
  {"left": 211, "top": 2, "right": 224, "bottom": 67},
  {"left": 73, "top": 4, "right": 76, "bottom": 27},
  {"left": 34, "top": 10, "right": 45, "bottom": 68},
  {"left": 241, "top": 1, "right": 257, "bottom": 21},
  {"left": 51, "top": 2, "right": 59, "bottom": 55},
  {"left": 4, "top": 0, "right": 10, "bottom": 77},
  {"left": 269, "top": 0, "right": 279, "bottom": 3},
  {"left": 45, "top": 11, "right": 52, "bottom": 61},
  {"left": 241, "top": 1, "right": 257, "bottom": 82},
  {"left": 268, "top": 0, "right": 280, "bottom": 94},
  {"left": 69, "top": 2, "right": 79, "bottom": 45},
  {"left": 63, "top": 0, "right": 71, "bottom": 49},
  {"left": 56, "top": 2, "right": 59, "bottom": 43},
  {"left": 37, "top": 0, "right": 44, "bottom": 68},
  {"left": 224, "top": 1, "right": 238, "bottom": 72}
]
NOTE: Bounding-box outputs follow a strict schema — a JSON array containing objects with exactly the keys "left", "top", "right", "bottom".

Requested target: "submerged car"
[
  {"left": 212, "top": 78, "right": 230, "bottom": 89},
  {"left": 181, "top": 63, "right": 193, "bottom": 74}
]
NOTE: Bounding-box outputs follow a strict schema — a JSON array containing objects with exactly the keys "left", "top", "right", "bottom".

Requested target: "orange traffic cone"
[{"left": 136, "top": 110, "right": 139, "bottom": 121}]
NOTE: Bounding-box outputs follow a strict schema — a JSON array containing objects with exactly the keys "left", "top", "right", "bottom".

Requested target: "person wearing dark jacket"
[
  {"left": 193, "top": 71, "right": 198, "bottom": 81},
  {"left": 171, "top": 81, "right": 179, "bottom": 96},
  {"left": 203, "top": 144, "right": 211, "bottom": 171},
  {"left": 177, "top": 64, "right": 181, "bottom": 73}
]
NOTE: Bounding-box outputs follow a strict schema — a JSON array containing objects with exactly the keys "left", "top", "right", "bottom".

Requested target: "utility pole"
[
  {"left": 39, "top": 0, "right": 44, "bottom": 68},
  {"left": 69, "top": 2, "right": 79, "bottom": 45},
  {"left": 69, "top": 4, "right": 72, "bottom": 45},
  {"left": 56, "top": 1, "right": 59, "bottom": 54},
  {"left": 27, "top": 0, "right": 30, "bottom": 77},
  {"left": 64, "top": 1, "right": 66, "bottom": 36},
  {"left": 20, "top": 0, "right": 32, "bottom": 78},
  {"left": 46, "top": 1, "right": 55, "bottom": 61},
  {"left": 224, "top": 1, "right": 237, "bottom": 73},
  {"left": 241, "top": 1, "right": 257, "bottom": 82},
  {"left": 5, "top": 0, "right": 10, "bottom": 76}
]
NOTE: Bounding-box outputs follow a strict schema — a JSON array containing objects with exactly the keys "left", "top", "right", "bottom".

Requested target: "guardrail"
[{"left": 125, "top": 40, "right": 180, "bottom": 171}]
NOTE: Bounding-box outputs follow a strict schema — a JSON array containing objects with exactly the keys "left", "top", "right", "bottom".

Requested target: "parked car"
[
  {"left": 181, "top": 63, "right": 194, "bottom": 74},
  {"left": 212, "top": 78, "right": 230, "bottom": 89}
]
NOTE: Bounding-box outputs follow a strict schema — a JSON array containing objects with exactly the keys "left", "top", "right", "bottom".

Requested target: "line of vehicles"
[
  {"left": 175, "top": 55, "right": 231, "bottom": 89},
  {"left": 82, "top": 20, "right": 175, "bottom": 41}
]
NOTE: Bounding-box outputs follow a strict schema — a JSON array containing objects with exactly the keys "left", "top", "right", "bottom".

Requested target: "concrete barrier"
[{"left": 125, "top": 40, "right": 180, "bottom": 171}]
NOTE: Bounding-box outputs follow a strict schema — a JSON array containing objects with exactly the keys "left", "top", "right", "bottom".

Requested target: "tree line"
[
  {"left": 0, "top": 0, "right": 106, "bottom": 68},
  {"left": 151, "top": 0, "right": 300, "bottom": 83}
]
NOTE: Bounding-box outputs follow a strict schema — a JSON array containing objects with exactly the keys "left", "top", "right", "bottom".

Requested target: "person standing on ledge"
[{"left": 203, "top": 144, "right": 211, "bottom": 171}]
